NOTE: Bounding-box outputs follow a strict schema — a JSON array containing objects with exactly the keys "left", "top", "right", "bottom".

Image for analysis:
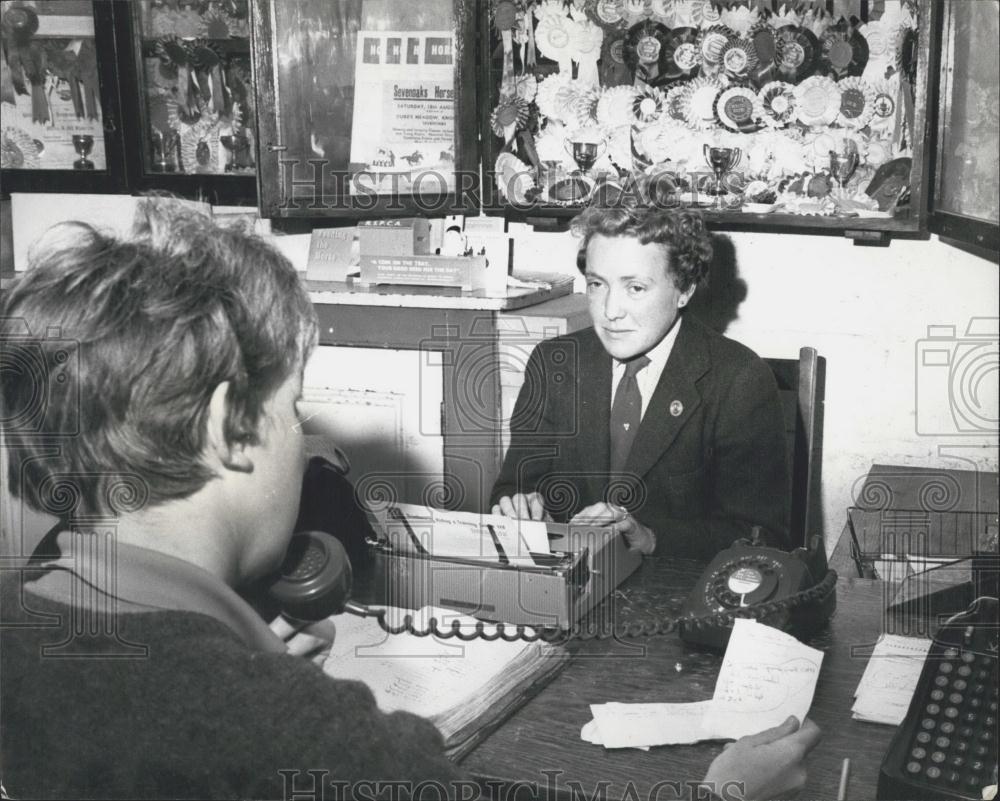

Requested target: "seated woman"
[
  {"left": 491, "top": 198, "right": 790, "bottom": 559},
  {"left": 1, "top": 199, "right": 816, "bottom": 799}
]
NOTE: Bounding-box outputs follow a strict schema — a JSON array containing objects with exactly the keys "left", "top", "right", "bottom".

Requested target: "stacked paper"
[
  {"left": 851, "top": 634, "right": 932, "bottom": 725},
  {"left": 583, "top": 619, "right": 824, "bottom": 748}
]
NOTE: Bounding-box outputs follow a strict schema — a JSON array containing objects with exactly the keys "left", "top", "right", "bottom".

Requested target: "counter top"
[{"left": 306, "top": 271, "right": 576, "bottom": 310}]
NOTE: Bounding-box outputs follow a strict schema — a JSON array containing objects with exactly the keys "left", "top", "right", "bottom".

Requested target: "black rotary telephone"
[
  {"left": 678, "top": 529, "right": 838, "bottom": 649},
  {"left": 267, "top": 527, "right": 837, "bottom": 647}
]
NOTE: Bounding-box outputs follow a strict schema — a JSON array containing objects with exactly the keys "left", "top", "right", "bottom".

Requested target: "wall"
[{"left": 513, "top": 228, "right": 1000, "bottom": 551}]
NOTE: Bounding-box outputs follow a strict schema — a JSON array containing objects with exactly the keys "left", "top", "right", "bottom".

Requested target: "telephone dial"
[{"left": 268, "top": 527, "right": 837, "bottom": 648}]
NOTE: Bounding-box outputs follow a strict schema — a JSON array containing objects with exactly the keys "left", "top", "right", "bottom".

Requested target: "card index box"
[{"left": 357, "top": 217, "right": 431, "bottom": 257}]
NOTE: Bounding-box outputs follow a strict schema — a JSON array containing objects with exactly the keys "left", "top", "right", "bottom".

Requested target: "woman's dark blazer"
[{"left": 490, "top": 314, "right": 791, "bottom": 559}]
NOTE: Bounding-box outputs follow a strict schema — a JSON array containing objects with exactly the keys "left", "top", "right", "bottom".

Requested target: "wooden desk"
[{"left": 460, "top": 557, "right": 904, "bottom": 801}]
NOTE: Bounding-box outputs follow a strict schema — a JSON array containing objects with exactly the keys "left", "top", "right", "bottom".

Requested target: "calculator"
[{"left": 877, "top": 597, "right": 999, "bottom": 800}]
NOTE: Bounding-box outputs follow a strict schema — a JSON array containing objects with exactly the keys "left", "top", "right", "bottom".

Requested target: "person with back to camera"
[
  {"left": 491, "top": 186, "right": 791, "bottom": 561},
  {"left": 0, "top": 198, "right": 818, "bottom": 799}
]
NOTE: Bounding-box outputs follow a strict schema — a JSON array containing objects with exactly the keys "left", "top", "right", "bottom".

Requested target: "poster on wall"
[
  {"left": 348, "top": 29, "right": 456, "bottom": 196},
  {"left": 0, "top": 0, "right": 107, "bottom": 171}
]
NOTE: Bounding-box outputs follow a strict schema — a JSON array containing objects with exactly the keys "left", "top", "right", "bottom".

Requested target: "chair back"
[{"left": 763, "top": 347, "right": 826, "bottom": 549}]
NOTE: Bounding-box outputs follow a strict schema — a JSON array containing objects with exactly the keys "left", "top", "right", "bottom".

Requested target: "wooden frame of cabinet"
[
  {"left": 478, "top": 0, "right": 939, "bottom": 242},
  {"left": 250, "top": 0, "right": 481, "bottom": 220},
  {"left": 0, "top": 0, "right": 128, "bottom": 197},
  {"left": 113, "top": 0, "right": 257, "bottom": 206},
  {"left": 927, "top": 0, "right": 1000, "bottom": 258}
]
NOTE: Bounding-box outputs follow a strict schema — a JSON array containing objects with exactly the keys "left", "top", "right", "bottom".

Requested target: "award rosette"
[
  {"left": 535, "top": 11, "right": 575, "bottom": 71},
  {"left": 587, "top": 0, "right": 626, "bottom": 30},
  {"left": 867, "top": 78, "right": 898, "bottom": 134},
  {"left": 623, "top": 20, "right": 672, "bottom": 86},
  {"left": 835, "top": 76, "right": 875, "bottom": 130},
  {"left": 819, "top": 25, "right": 869, "bottom": 79},
  {"left": 662, "top": 27, "right": 702, "bottom": 81},
  {"left": 631, "top": 84, "right": 666, "bottom": 125},
  {"left": 0, "top": 126, "right": 42, "bottom": 168},
  {"left": 755, "top": 81, "right": 797, "bottom": 129},
  {"left": 720, "top": 37, "right": 759, "bottom": 80},
  {"left": 491, "top": 97, "right": 530, "bottom": 139},
  {"left": 495, "top": 151, "right": 537, "bottom": 204},
  {"left": 774, "top": 26, "right": 820, "bottom": 83},
  {"left": 536, "top": 72, "right": 571, "bottom": 121},
  {"left": 793, "top": 75, "right": 842, "bottom": 127},
  {"left": 681, "top": 75, "right": 725, "bottom": 130},
  {"left": 697, "top": 25, "right": 735, "bottom": 66},
  {"left": 720, "top": 4, "right": 759, "bottom": 37},
  {"left": 715, "top": 86, "right": 761, "bottom": 133},
  {"left": 635, "top": 118, "right": 682, "bottom": 164},
  {"left": 597, "top": 84, "right": 639, "bottom": 127},
  {"left": 555, "top": 83, "right": 599, "bottom": 128}
]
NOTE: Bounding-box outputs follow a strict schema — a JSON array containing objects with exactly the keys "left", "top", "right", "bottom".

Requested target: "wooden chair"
[{"left": 763, "top": 347, "right": 826, "bottom": 549}]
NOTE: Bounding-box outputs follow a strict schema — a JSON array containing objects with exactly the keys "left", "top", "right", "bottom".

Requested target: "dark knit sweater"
[{"left": 1, "top": 580, "right": 465, "bottom": 800}]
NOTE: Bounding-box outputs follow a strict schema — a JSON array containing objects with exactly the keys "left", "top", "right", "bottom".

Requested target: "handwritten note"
[
  {"left": 583, "top": 619, "right": 824, "bottom": 748},
  {"left": 851, "top": 634, "right": 932, "bottom": 725},
  {"left": 704, "top": 618, "right": 824, "bottom": 739}
]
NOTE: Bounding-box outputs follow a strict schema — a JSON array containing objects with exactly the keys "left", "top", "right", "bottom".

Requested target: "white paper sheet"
[
  {"left": 851, "top": 634, "right": 932, "bottom": 725},
  {"left": 583, "top": 620, "right": 825, "bottom": 748},
  {"left": 380, "top": 502, "right": 550, "bottom": 565}
]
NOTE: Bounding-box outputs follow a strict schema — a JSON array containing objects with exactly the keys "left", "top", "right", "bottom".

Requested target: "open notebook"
[{"left": 322, "top": 606, "right": 569, "bottom": 759}]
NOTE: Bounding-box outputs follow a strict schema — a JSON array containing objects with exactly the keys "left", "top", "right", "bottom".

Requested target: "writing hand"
[
  {"left": 702, "top": 716, "right": 822, "bottom": 801},
  {"left": 491, "top": 492, "right": 551, "bottom": 521},
  {"left": 569, "top": 502, "right": 656, "bottom": 555},
  {"left": 269, "top": 614, "right": 337, "bottom": 663}
]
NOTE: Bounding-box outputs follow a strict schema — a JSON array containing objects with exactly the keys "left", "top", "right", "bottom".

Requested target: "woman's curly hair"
[{"left": 571, "top": 181, "right": 713, "bottom": 292}]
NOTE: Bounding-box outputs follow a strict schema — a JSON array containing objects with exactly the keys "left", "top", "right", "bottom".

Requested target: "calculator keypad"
[{"left": 901, "top": 643, "right": 999, "bottom": 794}]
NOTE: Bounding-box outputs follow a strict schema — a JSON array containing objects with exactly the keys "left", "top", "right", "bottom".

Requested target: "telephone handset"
[
  {"left": 877, "top": 597, "right": 999, "bottom": 801},
  {"left": 269, "top": 528, "right": 837, "bottom": 649},
  {"left": 678, "top": 530, "right": 838, "bottom": 649}
]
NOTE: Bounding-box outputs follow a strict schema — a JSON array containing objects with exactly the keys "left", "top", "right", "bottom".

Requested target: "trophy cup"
[
  {"left": 219, "top": 134, "right": 237, "bottom": 172},
  {"left": 564, "top": 136, "right": 607, "bottom": 177},
  {"left": 71, "top": 134, "right": 95, "bottom": 170},
  {"left": 703, "top": 145, "right": 741, "bottom": 207},
  {"left": 151, "top": 129, "right": 178, "bottom": 172},
  {"left": 829, "top": 140, "right": 860, "bottom": 191}
]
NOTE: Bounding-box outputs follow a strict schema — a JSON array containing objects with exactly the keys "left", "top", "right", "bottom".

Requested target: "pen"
[{"left": 837, "top": 758, "right": 851, "bottom": 801}]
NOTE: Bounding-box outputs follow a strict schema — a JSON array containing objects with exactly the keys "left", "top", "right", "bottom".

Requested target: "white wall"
[{"left": 514, "top": 229, "right": 1000, "bottom": 550}]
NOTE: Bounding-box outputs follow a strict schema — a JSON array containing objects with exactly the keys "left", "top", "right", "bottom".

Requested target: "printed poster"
[{"left": 349, "top": 30, "right": 456, "bottom": 196}]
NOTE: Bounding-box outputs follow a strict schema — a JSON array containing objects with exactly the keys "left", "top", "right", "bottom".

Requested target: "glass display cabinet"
[
  {"left": 0, "top": 0, "right": 126, "bottom": 193},
  {"left": 928, "top": 0, "right": 999, "bottom": 256},
  {"left": 251, "top": 0, "right": 480, "bottom": 219},
  {"left": 117, "top": 0, "right": 257, "bottom": 203},
  {"left": 479, "top": 0, "right": 938, "bottom": 239}
]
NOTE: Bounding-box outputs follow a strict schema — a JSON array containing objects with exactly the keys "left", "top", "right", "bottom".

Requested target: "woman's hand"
[
  {"left": 492, "top": 492, "right": 552, "bottom": 521},
  {"left": 701, "top": 716, "right": 822, "bottom": 801},
  {"left": 569, "top": 502, "right": 656, "bottom": 555}
]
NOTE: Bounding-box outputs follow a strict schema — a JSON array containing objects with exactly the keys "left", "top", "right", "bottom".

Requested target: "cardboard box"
[{"left": 358, "top": 218, "right": 431, "bottom": 257}]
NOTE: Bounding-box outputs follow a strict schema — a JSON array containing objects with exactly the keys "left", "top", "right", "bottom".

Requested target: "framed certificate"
[{"left": 251, "top": 0, "right": 480, "bottom": 219}]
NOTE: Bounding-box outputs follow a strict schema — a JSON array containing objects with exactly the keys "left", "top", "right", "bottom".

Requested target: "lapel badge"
[{"left": 669, "top": 400, "right": 683, "bottom": 417}]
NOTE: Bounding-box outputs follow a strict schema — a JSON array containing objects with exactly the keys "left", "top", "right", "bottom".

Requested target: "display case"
[
  {"left": 116, "top": 0, "right": 257, "bottom": 204},
  {"left": 479, "top": 0, "right": 937, "bottom": 238},
  {"left": 0, "top": 0, "right": 126, "bottom": 194},
  {"left": 251, "top": 0, "right": 481, "bottom": 219},
  {"left": 928, "top": 0, "right": 999, "bottom": 256}
]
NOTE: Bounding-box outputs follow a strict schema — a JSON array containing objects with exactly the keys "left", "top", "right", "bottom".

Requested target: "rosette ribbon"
[{"left": 1, "top": 4, "right": 48, "bottom": 123}]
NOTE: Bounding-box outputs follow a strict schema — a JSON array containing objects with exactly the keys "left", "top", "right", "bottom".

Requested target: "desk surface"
[{"left": 460, "top": 557, "right": 905, "bottom": 801}]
